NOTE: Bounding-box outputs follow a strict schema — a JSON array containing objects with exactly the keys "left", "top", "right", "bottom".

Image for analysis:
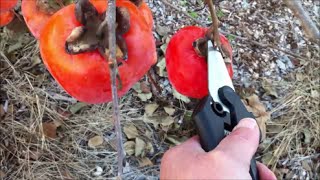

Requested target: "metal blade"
[{"left": 208, "top": 41, "right": 234, "bottom": 113}]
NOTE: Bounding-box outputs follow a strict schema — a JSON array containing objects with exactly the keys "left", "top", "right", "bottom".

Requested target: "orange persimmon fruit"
[
  {"left": 39, "top": 0, "right": 156, "bottom": 104},
  {"left": 165, "top": 26, "right": 233, "bottom": 99},
  {"left": 0, "top": 10, "right": 14, "bottom": 27},
  {"left": 138, "top": 1, "right": 153, "bottom": 29},
  {"left": 21, "top": 0, "right": 53, "bottom": 38},
  {"left": 0, "top": 0, "right": 17, "bottom": 12}
]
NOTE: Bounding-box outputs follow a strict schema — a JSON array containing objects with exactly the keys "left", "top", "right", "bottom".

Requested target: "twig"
[
  {"left": 283, "top": 0, "right": 320, "bottom": 43},
  {"left": 206, "top": 0, "right": 221, "bottom": 47},
  {"left": 146, "top": 70, "right": 162, "bottom": 93},
  {"left": 105, "top": 0, "right": 124, "bottom": 177},
  {"left": 160, "top": 0, "right": 206, "bottom": 26}
]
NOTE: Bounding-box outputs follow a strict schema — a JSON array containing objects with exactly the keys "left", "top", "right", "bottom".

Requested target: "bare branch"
[
  {"left": 206, "top": 0, "right": 221, "bottom": 47},
  {"left": 105, "top": 0, "right": 125, "bottom": 177},
  {"left": 283, "top": 0, "right": 320, "bottom": 43}
]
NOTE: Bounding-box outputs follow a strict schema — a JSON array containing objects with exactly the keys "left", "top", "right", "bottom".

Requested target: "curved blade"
[{"left": 207, "top": 41, "right": 234, "bottom": 113}]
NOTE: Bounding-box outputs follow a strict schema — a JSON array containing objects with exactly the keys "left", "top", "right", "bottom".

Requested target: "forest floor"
[{"left": 0, "top": 0, "right": 319, "bottom": 179}]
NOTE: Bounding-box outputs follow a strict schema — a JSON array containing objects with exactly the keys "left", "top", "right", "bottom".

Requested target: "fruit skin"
[
  {"left": 21, "top": 0, "right": 52, "bottom": 39},
  {"left": 165, "top": 26, "right": 233, "bottom": 99},
  {"left": 0, "top": 0, "right": 18, "bottom": 12},
  {"left": 40, "top": 0, "right": 156, "bottom": 104},
  {"left": 0, "top": 10, "right": 14, "bottom": 27},
  {"left": 139, "top": 1, "right": 153, "bottom": 29}
]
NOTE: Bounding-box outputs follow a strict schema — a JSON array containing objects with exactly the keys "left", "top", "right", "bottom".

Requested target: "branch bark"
[
  {"left": 106, "top": 0, "right": 124, "bottom": 177},
  {"left": 206, "top": 0, "right": 221, "bottom": 47},
  {"left": 283, "top": 0, "right": 320, "bottom": 43}
]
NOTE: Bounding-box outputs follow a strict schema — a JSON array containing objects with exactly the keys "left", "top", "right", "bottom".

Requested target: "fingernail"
[{"left": 233, "top": 118, "right": 257, "bottom": 131}]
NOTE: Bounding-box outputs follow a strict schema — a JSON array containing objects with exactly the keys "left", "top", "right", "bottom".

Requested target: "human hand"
[{"left": 160, "top": 118, "right": 276, "bottom": 180}]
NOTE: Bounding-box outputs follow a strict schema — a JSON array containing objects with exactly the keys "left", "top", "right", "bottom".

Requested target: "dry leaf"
[
  {"left": 53, "top": 119, "right": 63, "bottom": 127},
  {"left": 132, "top": 82, "right": 142, "bottom": 93},
  {"left": 164, "top": 106, "right": 175, "bottom": 116},
  {"left": 137, "top": 93, "right": 152, "bottom": 102},
  {"left": 166, "top": 136, "right": 183, "bottom": 145},
  {"left": 69, "top": 102, "right": 87, "bottom": 114},
  {"left": 156, "top": 57, "right": 167, "bottom": 77},
  {"left": 123, "top": 124, "right": 139, "bottom": 139},
  {"left": 143, "top": 115, "right": 174, "bottom": 129},
  {"left": 262, "top": 78, "right": 278, "bottom": 98},
  {"left": 243, "top": 95, "right": 270, "bottom": 140},
  {"left": 143, "top": 114, "right": 161, "bottom": 127},
  {"left": 42, "top": 122, "right": 58, "bottom": 139},
  {"left": 135, "top": 137, "right": 146, "bottom": 157},
  {"left": 145, "top": 103, "right": 159, "bottom": 116},
  {"left": 88, "top": 136, "right": 104, "bottom": 148},
  {"left": 146, "top": 141, "right": 154, "bottom": 154},
  {"left": 124, "top": 141, "right": 135, "bottom": 156},
  {"left": 160, "top": 116, "right": 174, "bottom": 127},
  {"left": 139, "top": 157, "right": 153, "bottom": 167},
  {"left": 173, "top": 89, "right": 190, "bottom": 103}
]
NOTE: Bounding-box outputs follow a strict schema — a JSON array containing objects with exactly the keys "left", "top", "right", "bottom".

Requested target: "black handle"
[
  {"left": 218, "top": 86, "right": 260, "bottom": 180},
  {"left": 192, "top": 96, "right": 228, "bottom": 151}
]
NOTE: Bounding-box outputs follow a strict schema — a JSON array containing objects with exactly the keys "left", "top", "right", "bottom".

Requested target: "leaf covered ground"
[{"left": 0, "top": 0, "right": 319, "bottom": 179}]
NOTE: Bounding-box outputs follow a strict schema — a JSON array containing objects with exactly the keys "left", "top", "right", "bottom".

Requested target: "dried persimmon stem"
[
  {"left": 206, "top": 0, "right": 221, "bottom": 48},
  {"left": 105, "top": 0, "right": 125, "bottom": 177}
]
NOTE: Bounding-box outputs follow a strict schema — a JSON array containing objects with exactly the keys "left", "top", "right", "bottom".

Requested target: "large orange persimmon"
[
  {"left": 0, "top": 0, "right": 17, "bottom": 12},
  {"left": 139, "top": 1, "right": 153, "bottom": 29},
  {"left": 21, "top": 0, "right": 51, "bottom": 39},
  {"left": 40, "top": 0, "right": 156, "bottom": 104},
  {"left": 0, "top": 10, "right": 14, "bottom": 27},
  {"left": 165, "top": 26, "right": 233, "bottom": 99}
]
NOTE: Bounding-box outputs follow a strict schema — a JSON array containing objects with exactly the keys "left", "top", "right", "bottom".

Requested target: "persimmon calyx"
[
  {"left": 192, "top": 28, "right": 232, "bottom": 64},
  {"left": 36, "top": 0, "right": 70, "bottom": 15},
  {"left": 129, "top": 0, "right": 143, "bottom": 7},
  {"left": 65, "top": 0, "right": 130, "bottom": 61}
]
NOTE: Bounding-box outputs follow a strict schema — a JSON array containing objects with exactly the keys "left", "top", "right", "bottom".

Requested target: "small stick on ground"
[
  {"left": 147, "top": 70, "right": 162, "bottom": 93},
  {"left": 104, "top": 0, "right": 125, "bottom": 177}
]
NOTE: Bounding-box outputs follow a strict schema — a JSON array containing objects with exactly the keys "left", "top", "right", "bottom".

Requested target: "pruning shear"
[{"left": 192, "top": 41, "right": 260, "bottom": 180}]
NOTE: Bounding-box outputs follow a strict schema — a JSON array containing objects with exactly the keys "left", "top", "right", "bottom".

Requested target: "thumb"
[{"left": 213, "top": 118, "right": 260, "bottom": 166}]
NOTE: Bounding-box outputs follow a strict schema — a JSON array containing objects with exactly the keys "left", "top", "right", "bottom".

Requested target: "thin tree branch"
[
  {"left": 206, "top": 0, "right": 221, "bottom": 47},
  {"left": 105, "top": 0, "right": 124, "bottom": 177},
  {"left": 283, "top": 0, "right": 320, "bottom": 43}
]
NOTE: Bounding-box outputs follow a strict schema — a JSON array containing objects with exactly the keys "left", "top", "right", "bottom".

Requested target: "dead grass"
[{"left": 259, "top": 58, "right": 320, "bottom": 179}]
